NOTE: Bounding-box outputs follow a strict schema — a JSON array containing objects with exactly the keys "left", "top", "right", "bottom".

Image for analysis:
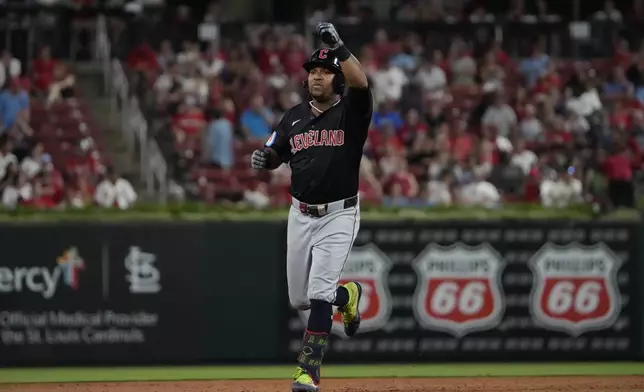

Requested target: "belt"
[{"left": 292, "top": 195, "right": 358, "bottom": 218}]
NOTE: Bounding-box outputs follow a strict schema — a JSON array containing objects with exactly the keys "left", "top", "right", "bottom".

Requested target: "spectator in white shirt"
[
  {"left": 0, "top": 138, "right": 17, "bottom": 182},
  {"left": 415, "top": 57, "right": 447, "bottom": 100},
  {"left": 482, "top": 93, "right": 517, "bottom": 137},
  {"left": 540, "top": 167, "right": 583, "bottom": 208},
  {"left": 181, "top": 65, "right": 209, "bottom": 106},
  {"left": 244, "top": 182, "right": 271, "bottom": 209},
  {"left": 94, "top": 167, "right": 137, "bottom": 210},
  {"left": 21, "top": 144, "right": 48, "bottom": 179},
  {"left": 427, "top": 170, "right": 453, "bottom": 206},
  {"left": 2, "top": 173, "right": 32, "bottom": 210},
  {"left": 511, "top": 140, "right": 538, "bottom": 175},
  {"left": 372, "top": 61, "right": 408, "bottom": 105},
  {"left": 458, "top": 179, "right": 501, "bottom": 208},
  {"left": 0, "top": 50, "right": 21, "bottom": 89}
]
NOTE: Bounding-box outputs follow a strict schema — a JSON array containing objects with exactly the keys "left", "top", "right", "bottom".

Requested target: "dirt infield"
[{"left": 4, "top": 376, "right": 643, "bottom": 392}]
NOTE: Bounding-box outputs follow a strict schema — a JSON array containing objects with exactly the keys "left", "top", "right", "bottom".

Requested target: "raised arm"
[{"left": 316, "top": 22, "right": 368, "bottom": 89}]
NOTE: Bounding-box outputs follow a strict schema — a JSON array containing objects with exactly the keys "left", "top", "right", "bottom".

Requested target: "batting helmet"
[{"left": 302, "top": 48, "right": 345, "bottom": 95}]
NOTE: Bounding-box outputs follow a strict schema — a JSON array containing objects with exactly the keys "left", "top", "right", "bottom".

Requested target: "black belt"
[{"left": 295, "top": 195, "right": 358, "bottom": 218}]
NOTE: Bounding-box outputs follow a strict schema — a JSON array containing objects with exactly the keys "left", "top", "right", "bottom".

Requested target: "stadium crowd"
[
  {"left": 1, "top": 0, "right": 643, "bottom": 211},
  {"left": 122, "top": 0, "right": 644, "bottom": 210},
  {"left": 0, "top": 45, "right": 137, "bottom": 210}
]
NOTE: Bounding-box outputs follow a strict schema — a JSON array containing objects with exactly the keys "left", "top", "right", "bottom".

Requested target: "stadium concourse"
[{"left": 123, "top": 12, "right": 644, "bottom": 211}]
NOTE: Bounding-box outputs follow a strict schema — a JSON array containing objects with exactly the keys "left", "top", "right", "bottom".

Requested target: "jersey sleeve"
[
  {"left": 344, "top": 86, "right": 373, "bottom": 122},
  {"left": 264, "top": 114, "right": 292, "bottom": 163}
]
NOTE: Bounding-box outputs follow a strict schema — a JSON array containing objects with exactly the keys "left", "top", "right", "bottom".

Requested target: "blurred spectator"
[
  {"left": 244, "top": 182, "right": 271, "bottom": 209},
  {"left": 540, "top": 167, "right": 583, "bottom": 207},
  {"left": 32, "top": 162, "right": 64, "bottom": 209},
  {"left": 603, "top": 67, "right": 634, "bottom": 98},
  {"left": 127, "top": 41, "right": 160, "bottom": 74},
  {"left": 372, "top": 60, "right": 408, "bottom": 104},
  {"left": 511, "top": 140, "right": 538, "bottom": 175},
  {"left": 479, "top": 50, "right": 505, "bottom": 88},
  {"left": 181, "top": 65, "right": 209, "bottom": 106},
  {"left": 46, "top": 64, "right": 75, "bottom": 106},
  {"left": 94, "top": 166, "right": 137, "bottom": 210},
  {"left": 489, "top": 151, "right": 525, "bottom": 196},
  {"left": 172, "top": 102, "right": 206, "bottom": 153},
  {"left": 520, "top": 41, "right": 549, "bottom": 88},
  {"left": 67, "top": 171, "right": 94, "bottom": 209},
  {"left": 449, "top": 40, "right": 477, "bottom": 86},
  {"left": 200, "top": 42, "right": 226, "bottom": 79},
  {"left": 157, "top": 40, "right": 176, "bottom": 70},
  {"left": 205, "top": 107, "right": 234, "bottom": 169},
  {"left": 0, "top": 79, "right": 29, "bottom": 130},
  {"left": 482, "top": 92, "right": 517, "bottom": 137},
  {"left": 427, "top": 170, "right": 453, "bottom": 205},
  {"left": 373, "top": 101, "right": 403, "bottom": 131},
  {"left": 241, "top": 94, "right": 274, "bottom": 140},
  {"left": 593, "top": 0, "right": 623, "bottom": 21},
  {"left": 458, "top": 177, "right": 501, "bottom": 207},
  {"left": 2, "top": 173, "right": 32, "bottom": 210},
  {"left": 519, "top": 103, "right": 544, "bottom": 142},
  {"left": 0, "top": 50, "right": 21, "bottom": 90},
  {"left": 20, "top": 143, "right": 47, "bottom": 179},
  {"left": 415, "top": 55, "right": 447, "bottom": 100},
  {"left": 0, "top": 136, "right": 17, "bottom": 184},
  {"left": 154, "top": 61, "right": 183, "bottom": 105},
  {"left": 31, "top": 46, "right": 58, "bottom": 94},
  {"left": 601, "top": 147, "right": 635, "bottom": 208}
]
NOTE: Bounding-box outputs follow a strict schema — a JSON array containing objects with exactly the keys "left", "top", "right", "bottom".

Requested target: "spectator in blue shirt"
[
  {"left": 603, "top": 67, "right": 633, "bottom": 97},
  {"left": 373, "top": 99, "right": 403, "bottom": 130},
  {"left": 519, "top": 43, "right": 549, "bottom": 88},
  {"left": 0, "top": 80, "right": 29, "bottom": 132},
  {"left": 206, "top": 108, "right": 234, "bottom": 169},
  {"left": 241, "top": 94, "right": 274, "bottom": 140}
]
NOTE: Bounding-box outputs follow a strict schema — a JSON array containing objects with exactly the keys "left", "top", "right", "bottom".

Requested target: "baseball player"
[{"left": 251, "top": 22, "right": 372, "bottom": 392}]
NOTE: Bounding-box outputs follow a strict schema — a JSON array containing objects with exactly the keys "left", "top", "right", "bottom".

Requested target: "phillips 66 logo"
[
  {"left": 412, "top": 243, "right": 506, "bottom": 337},
  {"left": 528, "top": 243, "right": 621, "bottom": 336},
  {"left": 330, "top": 244, "right": 393, "bottom": 338}
]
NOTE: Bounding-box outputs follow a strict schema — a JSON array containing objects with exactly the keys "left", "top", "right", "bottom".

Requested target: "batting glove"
[
  {"left": 251, "top": 149, "right": 269, "bottom": 169},
  {"left": 316, "top": 22, "right": 343, "bottom": 49}
]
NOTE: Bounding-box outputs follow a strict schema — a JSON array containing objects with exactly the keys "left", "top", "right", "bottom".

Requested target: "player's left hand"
[{"left": 316, "top": 22, "right": 343, "bottom": 49}]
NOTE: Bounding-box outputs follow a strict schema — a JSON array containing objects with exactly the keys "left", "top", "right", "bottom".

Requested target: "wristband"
[{"left": 334, "top": 45, "right": 351, "bottom": 62}]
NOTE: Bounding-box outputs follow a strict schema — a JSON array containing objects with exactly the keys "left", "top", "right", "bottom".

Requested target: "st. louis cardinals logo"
[
  {"left": 299, "top": 244, "right": 393, "bottom": 338},
  {"left": 528, "top": 242, "right": 621, "bottom": 336},
  {"left": 412, "top": 243, "right": 505, "bottom": 337}
]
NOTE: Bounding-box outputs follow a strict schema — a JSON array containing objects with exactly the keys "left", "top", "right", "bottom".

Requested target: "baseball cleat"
[
  {"left": 339, "top": 281, "right": 362, "bottom": 337},
  {"left": 292, "top": 367, "right": 320, "bottom": 392}
]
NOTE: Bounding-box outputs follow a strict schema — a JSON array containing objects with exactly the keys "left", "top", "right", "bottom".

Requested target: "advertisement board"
[{"left": 283, "top": 221, "right": 641, "bottom": 361}]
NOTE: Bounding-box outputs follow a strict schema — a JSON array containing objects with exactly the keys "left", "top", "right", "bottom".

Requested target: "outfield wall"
[{"left": 0, "top": 220, "right": 641, "bottom": 365}]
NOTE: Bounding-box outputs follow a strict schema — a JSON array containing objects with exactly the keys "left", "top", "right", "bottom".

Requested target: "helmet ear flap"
[{"left": 333, "top": 74, "right": 346, "bottom": 95}]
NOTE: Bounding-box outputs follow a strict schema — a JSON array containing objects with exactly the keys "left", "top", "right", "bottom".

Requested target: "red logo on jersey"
[
  {"left": 290, "top": 129, "right": 345, "bottom": 153},
  {"left": 413, "top": 243, "right": 506, "bottom": 337},
  {"left": 318, "top": 49, "right": 329, "bottom": 59},
  {"left": 529, "top": 243, "right": 621, "bottom": 336}
]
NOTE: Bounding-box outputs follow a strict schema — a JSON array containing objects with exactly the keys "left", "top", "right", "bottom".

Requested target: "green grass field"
[{"left": 0, "top": 363, "right": 643, "bottom": 384}]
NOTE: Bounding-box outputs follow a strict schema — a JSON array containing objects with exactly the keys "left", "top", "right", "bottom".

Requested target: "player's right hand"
[{"left": 251, "top": 149, "right": 269, "bottom": 169}]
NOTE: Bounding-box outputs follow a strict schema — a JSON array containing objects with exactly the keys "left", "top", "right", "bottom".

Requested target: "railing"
[{"left": 96, "top": 15, "right": 168, "bottom": 202}]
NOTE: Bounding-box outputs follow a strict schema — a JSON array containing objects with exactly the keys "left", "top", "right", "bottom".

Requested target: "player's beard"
[{"left": 309, "top": 87, "right": 336, "bottom": 107}]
